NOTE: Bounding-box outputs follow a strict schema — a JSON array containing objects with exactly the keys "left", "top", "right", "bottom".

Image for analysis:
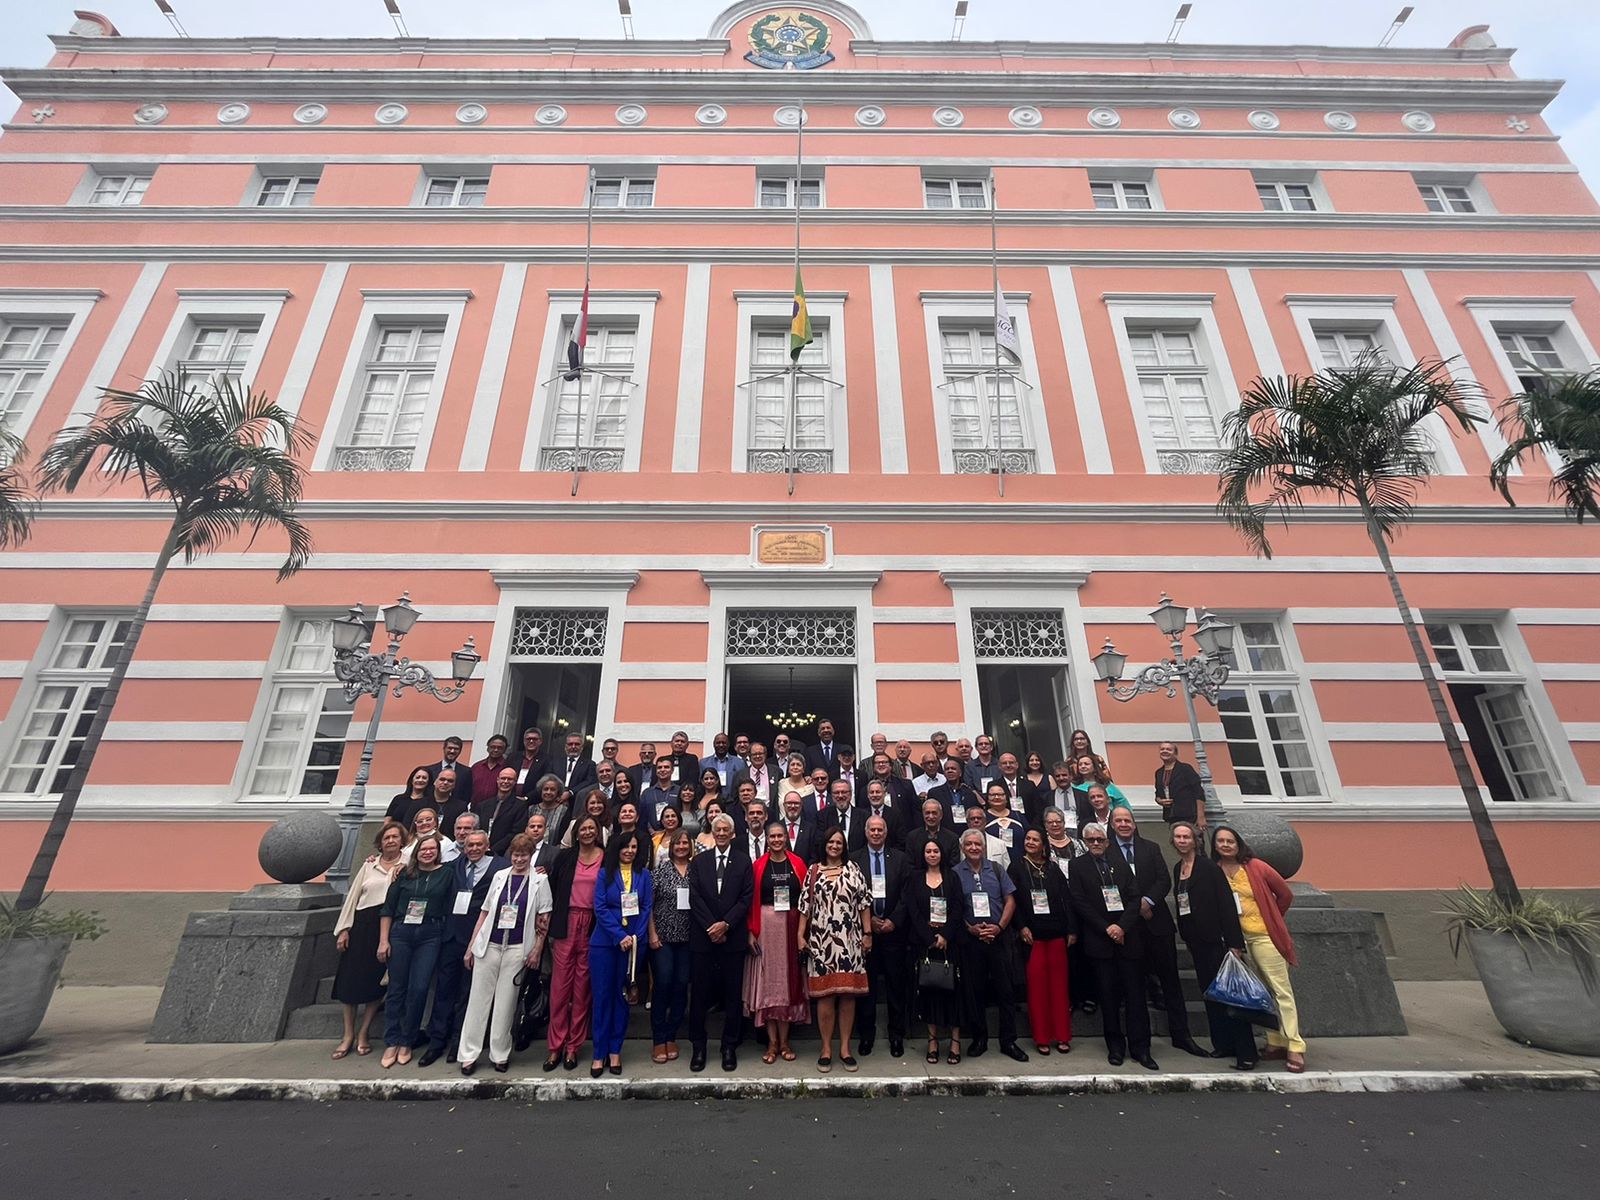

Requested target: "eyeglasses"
[{"left": 1083, "top": 836, "right": 1108, "bottom": 843}]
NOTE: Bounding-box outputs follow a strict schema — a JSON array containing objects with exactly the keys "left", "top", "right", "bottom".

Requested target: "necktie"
[
  {"left": 788, "top": 822, "right": 798, "bottom": 843},
  {"left": 872, "top": 851, "right": 884, "bottom": 916},
  {"left": 824, "top": 744, "right": 832, "bottom": 762},
  {"left": 716, "top": 852, "right": 727, "bottom": 893},
  {"left": 1123, "top": 842, "right": 1135, "bottom": 866}
]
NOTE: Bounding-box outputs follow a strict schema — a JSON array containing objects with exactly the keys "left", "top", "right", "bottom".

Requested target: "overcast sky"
[{"left": 2, "top": 0, "right": 1596, "bottom": 187}]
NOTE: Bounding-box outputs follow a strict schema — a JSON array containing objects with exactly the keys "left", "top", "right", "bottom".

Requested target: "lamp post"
[
  {"left": 326, "top": 593, "right": 481, "bottom": 889},
  {"left": 1090, "top": 594, "right": 1235, "bottom": 822}
]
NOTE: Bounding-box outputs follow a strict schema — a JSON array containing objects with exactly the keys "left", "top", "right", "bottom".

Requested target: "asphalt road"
[{"left": 1, "top": 1091, "right": 1593, "bottom": 1197}]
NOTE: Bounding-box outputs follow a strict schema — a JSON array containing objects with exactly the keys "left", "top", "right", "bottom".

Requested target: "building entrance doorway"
[
  {"left": 502, "top": 662, "right": 601, "bottom": 751},
  {"left": 724, "top": 664, "right": 857, "bottom": 755}
]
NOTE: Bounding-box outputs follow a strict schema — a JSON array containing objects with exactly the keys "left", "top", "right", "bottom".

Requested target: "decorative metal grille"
[
  {"left": 747, "top": 448, "right": 834, "bottom": 474},
  {"left": 971, "top": 610, "right": 1068, "bottom": 659},
  {"left": 1156, "top": 448, "right": 1228, "bottom": 475},
  {"left": 953, "top": 448, "right": 1038, "bottom": 475},
  {"left": 539, "top": 446, "right": 626, "bottom": 472},
  {"left": 510, "top": 608, "right": 609, "bottom": 657},
  {"left": 725, "top": 609, "right": 856, "bottom": 658},
  {"left": 332, "top": 444, "right": 415, "bottom": 472}
]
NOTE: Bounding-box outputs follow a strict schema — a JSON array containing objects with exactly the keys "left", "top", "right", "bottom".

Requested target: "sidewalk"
[{"left": 2, "top": 980, "right": 1596, "bottom": 1101}]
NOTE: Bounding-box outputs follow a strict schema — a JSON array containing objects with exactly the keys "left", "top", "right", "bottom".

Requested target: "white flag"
[{"left": 994, "top": 284, "right": 1021, "bottom": 364}]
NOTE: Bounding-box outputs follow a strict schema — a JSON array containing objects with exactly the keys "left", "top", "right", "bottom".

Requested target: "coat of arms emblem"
[{"left": 746, "top": 10, "right": 835, "bottom": 70}]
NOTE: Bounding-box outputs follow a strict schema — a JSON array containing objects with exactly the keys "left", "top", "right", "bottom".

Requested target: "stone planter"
[
  {"left": 0, "top": 935, "right": 71, "bottom": 1056},
  {"left": 1466, "top": 926, "right": 1600, "bottom": 1056}
]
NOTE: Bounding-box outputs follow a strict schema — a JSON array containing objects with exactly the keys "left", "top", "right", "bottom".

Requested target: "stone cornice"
[
  {"left": 0, "top": 66, "right": 1561, "bottom": 113},
  {"left": 701, "top": 569, "right": 883, "bottom": 588}
]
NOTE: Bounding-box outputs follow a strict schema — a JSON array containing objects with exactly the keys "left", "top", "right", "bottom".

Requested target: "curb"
[{"left": 2, "top": 1068, "right": 1597, "bottom": 1103}]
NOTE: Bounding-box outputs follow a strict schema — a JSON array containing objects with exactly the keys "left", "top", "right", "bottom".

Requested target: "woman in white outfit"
[{"left": 457, "top": 833, "right": 553, "bottom": 1074}]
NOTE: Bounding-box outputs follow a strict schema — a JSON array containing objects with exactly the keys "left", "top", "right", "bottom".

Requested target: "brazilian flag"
[{"left": 790, "top": 266, "right": 813, "bottom": 361}]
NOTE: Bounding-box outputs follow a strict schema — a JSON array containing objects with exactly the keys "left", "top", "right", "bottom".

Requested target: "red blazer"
[
  {"left": 1242, "top": 858, "right": 1297, "bottom": 966},
  {"left": 747, "top": 851, "right": 808, "bottom": 937}
]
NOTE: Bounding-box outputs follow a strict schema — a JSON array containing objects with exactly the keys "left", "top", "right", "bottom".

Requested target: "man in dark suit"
[
  {"left": 735, "top": 799, "right": 770, "bottom": 862},
  {"left": 1042, "top": 760, "right": 1096, "bottom": 833},
  {"left": 928, "top": 758, "right": 979, "bottom": 830},
  {"left": 575, "top": 760, "right": 618, "bottom": 811},
  {"left": 477, "top": 766, "right": 531, "bottom": 857},
  {"left": 859, "top": 778, "right": 904, "bottom": 847},
  {"left": 905, "top": 796, "right": 961, "bottom": 865},
  {"left": 817, "top": 778, "right": 868, "bottom": 852},
  {"left": 851, "top": 815, "right": 911, "bottom": 1056},
  {"left": 420, "top": 828, "right": 506, "bottom": 1066},
  {"left": 775, "top": 790, "right": 821, "bottom": 864},
  {"left": 962, "top": 733, "right": 1002, "bottom": 793},
  {"left": 415, "top": 735, "right": 475, "bottom": 807},
  {"left": 802, "top": 719, "right": 843, "bottom": 782},
  {"left": 833, "top": 746, "right": 862, "bottom": 798},
  {"left": 687, "top": 813, "right": 753, "bottom": 1072},
  {"left": 1068, "top": 822, "right": 1157, "bottom": 1069},
  {"left": 731, "top": 742, "right": 779, "bottom": 809},
  {"left": 626, "top": 741, "right": 659, "bottom": 792},
  {"left": 512, "top": 727, "right": 549, "bottom": 800},
  {"left": 553, "top": 733, "right": 596, "bottom": 795},
  {"left": 522, "top": 810, "right": 560, "bottom": 874},
  {"left": 664, "top": 730, "right": 699, "bottom": 789},
  {"left": 1108, "top": 808, "right": 1207, "bottom": 1056},
  {"left": 993, "top": 753, "right": 1038, "bottom": 819},
  {"left": 858, "top": 752, "right": 916, "bottom": 810}
]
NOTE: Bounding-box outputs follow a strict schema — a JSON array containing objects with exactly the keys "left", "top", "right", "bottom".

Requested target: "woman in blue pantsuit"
[{"left": 589, "top": 829, "right": 654, "bottom": 1077}]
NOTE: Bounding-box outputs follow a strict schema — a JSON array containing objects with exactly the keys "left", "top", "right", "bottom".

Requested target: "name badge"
[
  {"left": 871, "top": 875, "right": 887, "bottom": 900},
  {"left": 676, "top": 885, "right": 691, "bottom": 911},
  {"left": 1177, "top": 893, "right": 1192, "bottom": 917},
  {"left": 452, "top": 890, "right": 472, "bottom": 916},
  {"left": 1031, "top": 888, "right": 1049, "bottom": 915},
  {"left": 774, "top": 890, "right": 792, "bottom": 913},
  {"left": 1010, "top": 797, "right": 1024, "bottom": 812},
  {"left": 1055, "top": 857, "right": 1072, "bottom": 878},
  {"left": 1235, "top": 893, "right": 1244, "bottom": 915},
  {"left": 971, "top": 891, "right": 992, "bottom": 920},
  {"left": 517, "top": 768, "right": 529, "bottom": 784},
  {"left": 670, "top": 764, "right": 680, "bottom": 783},
  {"left": 621, "top": 891, "right": 640, "bottom": 918},
  {"left": 929, "top": 896, "right": 948, "bottom": 926},
  {"left": 979, "top": 777, "right": 993, "bottom": 792},
  {"left": 497, "top": 902, "right": 520, "bottom": 930},
  {"left": 1102, "top": 886, "right": 1124, "bottom": 913},
  {"left": 404, "top": 898, "right": 427, "bottom": 925}
]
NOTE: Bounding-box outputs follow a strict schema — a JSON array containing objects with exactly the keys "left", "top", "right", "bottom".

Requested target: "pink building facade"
[{"left": 1, "top": 2, "right": 1598, "bottom": 911}]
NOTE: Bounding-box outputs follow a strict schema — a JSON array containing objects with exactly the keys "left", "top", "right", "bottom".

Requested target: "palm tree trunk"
[
  {"left": 1359, "top": 499, "right": 1523, "bottom": 908},
  {"left": 15, "top": 520, "right": 183, "bottom": 911}
]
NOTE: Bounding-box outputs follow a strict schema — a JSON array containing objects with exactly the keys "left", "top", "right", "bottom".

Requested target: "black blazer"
[
  {"left": 664, "top": 752, "right": 700, "bottom": 788},
  {"left": 904, "top": 826, "right": 961, "bottom": 870},
  {"left": 1008, "top": 856, "right": 1078, "bottom": 942},
  {"left": 905, "top": 868, "right": 969, "bottom": 954},
  {"left": 850, "top": 845, "right": 911, "bottom": 942},
  {"left": 731, "top": 766, "right": 780, "bottom": 808},
  {"left": 816, "top": 802, "right": 871, "bottom": 852},
  {"left": 554, "top": 755, "right": 597, "bottom": 794},
  {"left": 1038, "top": 787, "right": 1097, "bottom": 833},
  {"left": 625, "top": 760, "right": 659, "bottom": 792},
  {"left": 1111, "top": 835, "right": 1176, "bottom": 938},
  {"left": 686, "top": 847, "right": 753, "bottom": 952},
  {"left": 417, "top": 758, "right": 474, "bottom": 806},
  {"left": 855, "top": 772, "right": 916, "bottom": 811},
  {"left": 1067, "top": 852, "right": 1145, "bottom": 960},
  {"left": 774, "top": 814, "right": 822, "bottom": 865},
  {"left": 477, "top": 794, "right": 530, "bottom": 857},
  {"left": 1172, "top": 854, "right": 1245, "bottom": 952},
  {"left": 1154, "top": 760, "right": 1206, "bottom": 825},
  {"left": 442, "top": 854, "right": 508, "bottom": 944},
  {"left": 545, "top": 846, "right": 602, "bottom": 940},
  {"left": 928, "top": 782, "right": 981, "bottom": 826},
  {"left": 512, "top": 752, "right": 550, "bottom": 800},
  {"left": 804, "top": 742, "right": 845, "bottom": 781},
  {"left": 856, "top": 802, "right": 904, "bottom": 847}
]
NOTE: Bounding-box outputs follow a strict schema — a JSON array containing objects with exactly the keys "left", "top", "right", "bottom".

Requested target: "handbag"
[
  {"left": 511, "top": 966, "right": 550, "bottom": 1050},
  {"left": 1204, "top": 950, "right": 1281, "bottom": 1031},
  {"left": 917, "top": 953, "right": 956, "bottom": 992}
]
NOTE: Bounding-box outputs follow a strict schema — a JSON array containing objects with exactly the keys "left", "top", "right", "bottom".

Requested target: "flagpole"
[
  {"left": 787, "top": 101, "right": 805, "bottom": 494},
  {"left": 989, "top": 168, "right": 1005, "bottom": 496},
  {"left": 573, "top": 165, "right": 595, "bottom": 497}
]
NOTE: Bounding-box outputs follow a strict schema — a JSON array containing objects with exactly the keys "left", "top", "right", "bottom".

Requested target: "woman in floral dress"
[{"left": 798, "top": 827, "right": 872, "bottom": 1073}]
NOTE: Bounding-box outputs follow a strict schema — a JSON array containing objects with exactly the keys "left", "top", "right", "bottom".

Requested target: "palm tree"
[
  {"left": 0, "top": 424, "right": 34, "bottom": 548},
  {"left": 1489, "top": 368, "right": 1600, "bottom": 523},
  {"left": 14, "top": 373, "right": 314, "bottom": 911},
  {"left": 1214, "top": 355, "right": 1522, "bottom": 908}
]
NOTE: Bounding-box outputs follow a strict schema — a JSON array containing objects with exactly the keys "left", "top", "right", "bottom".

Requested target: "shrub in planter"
[
  {"left": 0, "top": 899, "right": 107, "bottom": 1056},
  {"left": 1442, "top": 885, "right": 1600, "bottom": 1057}
]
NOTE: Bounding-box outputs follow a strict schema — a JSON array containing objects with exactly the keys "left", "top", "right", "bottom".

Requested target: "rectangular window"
[
  {"left": 1090, "top": 179, "right": 1154, "bottom": 210},
  {"left": 0, "top": 320, "right": 68, "bottom": 433},
  {"left": 1495, "top": 329, "right": 1568, "bottom": 393},
  {"left": 939, "top": 323, "right": 1028, "bottom": 460},
  {"left": 924, "top": 178, "right": 989, "bottom": 209},
  {"left": 747, "top": 321, "right": 833, "bottom": 470},
  {"left": 1256, "top": 180, "right": 1317, "bottom": 212},
  {"left": 1, "top": 615, "right": 131, "bottom": 794},
  {"left": 1313, "top": 327, "right": 1382, "bottom": 369},
  {"left": 1215, "top": 617, "right": 1324, "bottom": 798},
  {"left": 245, "top": 617, "right": 354, "bottom": 799},
  {"left": 758, "top": 176, "right": 823, "bottom": 208},
  {"left": 592, "top": 176, "right": 655, "bottom": 208},
  {"left": 423, "top": 175, "right": 489, "bottom": 207},
  {"left": 256, "top": 176, "right": 319, "bottom": 207},
  {"left": 87, "top": 173, "right": 151, "bottom": 206},
  {"left": 1424, "top": 618, "right": 1564, "bottom": 802},
  {"left": 541, "top": 320, "right": 637, "bottom": 470},
  {"left": 1417, "top": 182, "right": 1476, "bottom": 214},
  {"left": 336, "top": 323, "right": 443, "bottom": 469},
  {"left": 177, "top": 320, "right": 259, "bottom": 392},
  {"left": 1129, "top": 327, "right": 1221, "bottom": 452}
]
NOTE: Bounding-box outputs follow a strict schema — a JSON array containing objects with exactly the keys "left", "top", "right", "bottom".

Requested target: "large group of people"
[{"left": 331, "top": 725, "right": 1307, "bottom": 1075}]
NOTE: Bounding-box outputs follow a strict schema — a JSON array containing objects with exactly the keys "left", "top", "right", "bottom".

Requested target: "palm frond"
[
  {"left": 0, "top": 425, "right": 35, "bottom": 548},
  {"left": 1491, "top": 370, "right": 1600, "bottom": 521}
]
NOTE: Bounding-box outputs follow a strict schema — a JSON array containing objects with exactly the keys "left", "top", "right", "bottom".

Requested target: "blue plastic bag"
[{"left": 1205, "top": 951, "right": 1281, "bottom": 1031}]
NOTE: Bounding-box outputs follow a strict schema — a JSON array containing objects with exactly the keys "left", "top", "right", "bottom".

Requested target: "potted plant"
[
  {"left": 1442, "top": 885, "right": 1600, "bottom": 1056},
  {"left": 0, "top": 899, "right": 107, "bottom": 1055}
]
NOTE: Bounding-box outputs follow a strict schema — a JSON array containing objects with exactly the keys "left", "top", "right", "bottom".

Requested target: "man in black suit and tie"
[
  {"left": 859, "top": 752, "right": 916, "bottom": 810},
  {"left": 817, "top": 779, "right": 868, "bottom": 852},
  {"left": 1108, "top": 808, "right": 1207, "bottom": 1057},
  {"left": 512, "top": 728, "right": 549, "bottom": 800},
  {"left": 1043, "top": 760, "right": 1095, "bottom": 834},
  {"left": 803, "top": 719, "right": 843, "bottom": 782},
  {"left": 420, "top": 828, "right": 506, "bottom": 1066},
  {"left": 775, "top": 790, "right": 820, "bottom": 864},
  {"left": 928, "top": 758, "right": 978, "bottom": 830},
  {"left": 1068, "top": 822, "right": 1157, "bottom": 1070},
  {"left": 664, "top": 729, "right": 699, "bottom": 789},
  {"left": 736, "top": 799, "right": 770, "bottom": 862},
  {"left": 834, "top": 746, "right": 862, "bottom": 798},
  {"left": 731, "top": 742, "right": 779, "bottom": 809},
  {"left": 626, "top": 741, "right": 659, "bottom": 792},
  {"left": 687, "top": 813, "right": 753, "bottom": 1072},
  {"left": 555, "top": 733, "right": 596, "bottom": 795},
  {"left": 416, "top": 735, "right": 475, "bottom": 807},
  {"left": 905, "top": 796, "right": 961, "bottom": 865},
  {"left": 522, "top": 811, "right": 560, "bottom": 874},
  {"left": 851, "top": 815, "right": 911, "bottom": 1056},
  {"left": 859, "top": 778, "right": 903, "bottom": 847},
  {"left": 478, "top": 766, "right": 530, "bottom": 857},
  {"left": 993, "top": 753, "right": 1038, "bottom": 820}
]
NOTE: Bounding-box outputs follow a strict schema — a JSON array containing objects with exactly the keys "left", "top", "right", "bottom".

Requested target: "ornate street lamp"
[
  {"left": 1091, "top": 594, "right": 1234, "bottom": 821},
  {"left": 326, "top": 593, "right": 480, "bottom": 889}
]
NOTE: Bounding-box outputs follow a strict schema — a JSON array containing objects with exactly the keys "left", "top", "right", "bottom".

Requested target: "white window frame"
[
  {"left": 236, "top": 614, "right": 355, "bottom": 801},
  {"left": 538, "top": 317, "right": 641, "bottom": 466},
  {"left": 1284, "top": 296, "right": 1467, "bottom": 475},
  {"left": 919, "top": 291, "right": 1053, "bottom": 474},
  {"left": 139, "top": 290, "right": 289, "bottom": 398},
  {"left": 0, "top": 289, "right": 100, "bottom": 438},
  {"left": 1465, "top": 299, "right": 1598, "bottom": 474},
  {"left": 313, "top": 290, "right": 472, "bottom": 472},
  {"left": 1253, "top": 174, "right": 1329, "bottom": 214},
  {"left": 76, "top": 170, "right": 153, "bottom": 207},
  {"left": 756, "top": 174, "right": 824, "bottom": 209},
  {"left": 418, "top": 172, "right": 490, "bottom": 208},
  {"left": 1414, "top": 174, "right": 1492, "bottom": 216},
  {"left": 923, "top": 176, "right": 990, "bottom": 210},
  {"left": 1105, "top": 294, "right": 1242, "bottom": 474},
  {"left": 730, "top": 290, "right": 849, "bottom": 472},
  {"left": 522, "top": 288, "right": 658, "bottom": 473},
  {"left": 254, "top": 174, "right": 320, "bottom": 207},
  {"left": 935, "top": 321, "right": 1032, "bottom": 463},
  {"left": 1214, "top": 613, "right": 1335, "bottom": 802},
  {"left": 745, "top": 316, "right": 837, "bottom": 469},
  {"left": 0, "top": 611, "right": 132, "bottom": 797},
  {"left": 1088, "top": 175, "right": 1161, "bottom": 211},
  {"left": 592, "top": 174, "right": 656, "bottom": 209}
]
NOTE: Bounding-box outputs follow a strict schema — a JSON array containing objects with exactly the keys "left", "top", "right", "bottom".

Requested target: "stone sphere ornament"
[{"left": 257, "top": 811, "right": 343, "bottom": 884}]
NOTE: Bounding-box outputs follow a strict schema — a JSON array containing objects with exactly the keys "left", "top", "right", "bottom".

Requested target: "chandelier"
[{"left": 765, "top": 666, "right": 817, "bottom": 731}]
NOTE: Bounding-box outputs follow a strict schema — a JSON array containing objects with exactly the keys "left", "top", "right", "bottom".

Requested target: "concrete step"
[{"left": 284, "top": 1002, "right": 354, "bottom": 1040}]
